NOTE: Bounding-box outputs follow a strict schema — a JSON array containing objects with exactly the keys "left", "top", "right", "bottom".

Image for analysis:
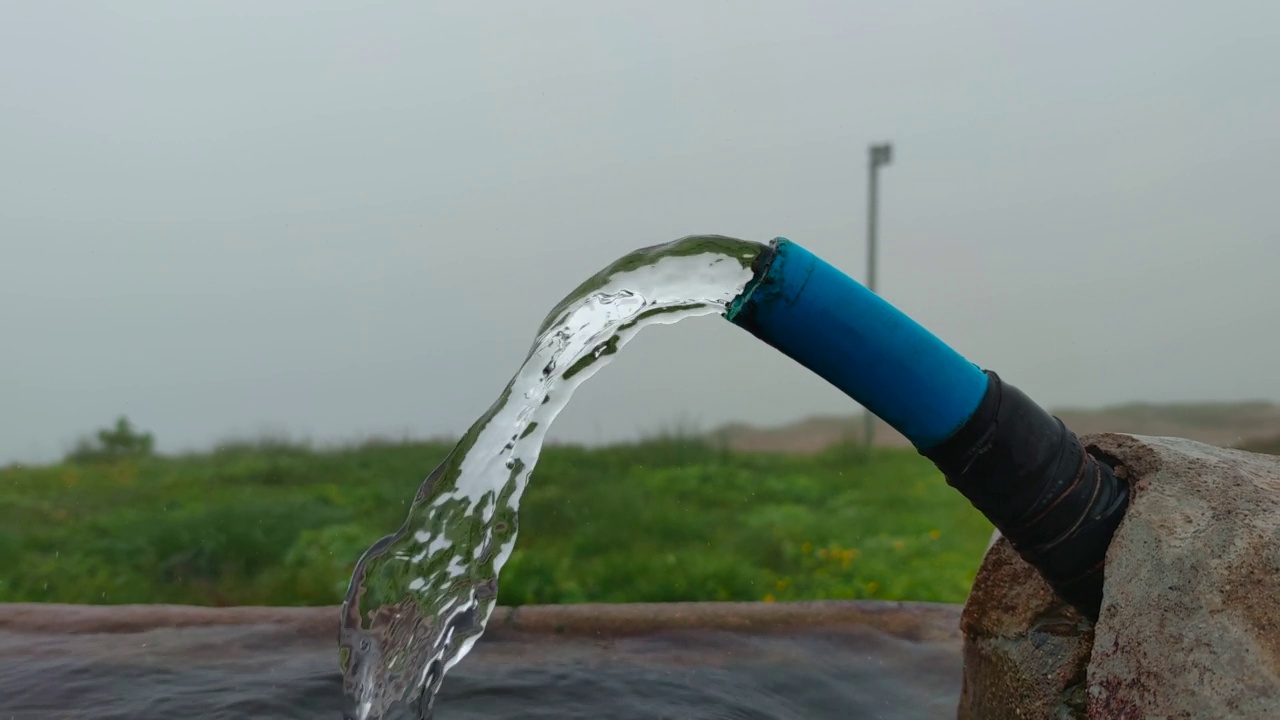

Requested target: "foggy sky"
[{"left": 3, "top": 1, "right": 1278, "bottom": 463}]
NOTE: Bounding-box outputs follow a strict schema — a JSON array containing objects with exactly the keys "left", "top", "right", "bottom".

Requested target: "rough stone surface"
[
  {"left": 959, "top": 433, "right": 1280, "bottom": 720},
  {"left": 957, "top": 535, "right": 1093, "bottom": 720},
  {"left": 0, "top": 599, "right": 961, "bottom": 642},
  {"left": 1088, "top": 434, "right": 1280, "bottom": 719}
]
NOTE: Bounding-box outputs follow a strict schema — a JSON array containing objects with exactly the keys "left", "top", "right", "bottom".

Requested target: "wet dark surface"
[{"left": 0, "top": 622, "right": 961, "bottom": 719}]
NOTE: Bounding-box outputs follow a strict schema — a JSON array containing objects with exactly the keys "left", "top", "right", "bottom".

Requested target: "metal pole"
[
  {"left": 864, "top": 143, "right": 891, "bottom": 453},
  {"left": 867, "top": 148, "right": 879, "bottom": 295}
]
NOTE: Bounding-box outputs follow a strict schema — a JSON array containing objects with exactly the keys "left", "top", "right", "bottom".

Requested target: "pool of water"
[{"left": 0, "top": 602, "right": 962, "bottom": 719}]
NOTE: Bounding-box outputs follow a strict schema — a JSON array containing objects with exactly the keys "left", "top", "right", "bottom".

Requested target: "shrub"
[{"left": 66, "top": 416, "right": 155, "bottom": 463}]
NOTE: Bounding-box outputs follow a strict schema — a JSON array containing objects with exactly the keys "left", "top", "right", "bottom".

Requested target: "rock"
[
  {"left": 1088, "top": 433, "right": 1280, "bottom": 718},
  {"left": 0, "top": 599, "right": 961, "bottom": 643},
  {"left": 958, "top": 433, "right": 1280, "bottom": 720},
  {"left": 957, "top": 534, "right": 1093, "bottom": 720}
]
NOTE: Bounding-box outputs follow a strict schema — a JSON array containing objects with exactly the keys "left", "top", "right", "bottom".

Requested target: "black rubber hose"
[
  {"left": 922, "top": 371, "right": 1130, "bottom": 620},
  {"left": 725, "top": 239, "right": 1129, "bottom": 619}
]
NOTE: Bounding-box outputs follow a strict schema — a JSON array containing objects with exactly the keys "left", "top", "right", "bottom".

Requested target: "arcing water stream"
[
  {"left": 337, "top": 228, "right": 1130, "bottom": 718},
  {"left": 339, "top": 236, "right": 766, "bottom": 719}
]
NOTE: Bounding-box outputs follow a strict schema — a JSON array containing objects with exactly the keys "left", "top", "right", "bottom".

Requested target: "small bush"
[{"left": 66, "top": 416, "right": 155, "bottom": 463}]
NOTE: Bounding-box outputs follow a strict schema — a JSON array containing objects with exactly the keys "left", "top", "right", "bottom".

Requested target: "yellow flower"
[
  {"left": 892, "top": 540, "right": 905, "bottom": 551},
  {"left": 763, "top": 593, "right": 776, "bottom": 603},
  {"left": 928, "top": 529, "right": 942, "bottom": 540},
  {"left": 866, "top": 581, "right": 880, "bottom": 595},
  {"left": 801, "top": 541, "right": 813, "bottom": 554}
]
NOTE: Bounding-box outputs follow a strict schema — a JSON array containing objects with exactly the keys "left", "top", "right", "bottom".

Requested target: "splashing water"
[{"left": 339, "top": 235, "right": 767, "bottom": 719}]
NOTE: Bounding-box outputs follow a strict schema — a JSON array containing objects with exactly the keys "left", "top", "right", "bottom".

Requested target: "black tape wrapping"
[{"left": 923, "top": 371, "right": 1130, "bottom": 620}]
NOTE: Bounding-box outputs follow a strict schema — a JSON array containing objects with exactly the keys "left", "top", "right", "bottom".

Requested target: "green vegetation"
[
  {"left": 2, "top": 435, "right": 993, "bottom": 607},
  {"left": 64, "top": 415, "right": 156, "bottom": 464}
]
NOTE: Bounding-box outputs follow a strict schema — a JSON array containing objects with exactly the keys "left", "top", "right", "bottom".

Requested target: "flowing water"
[{"left": 339, "top": 235, "right": 769, "bottom": 719}]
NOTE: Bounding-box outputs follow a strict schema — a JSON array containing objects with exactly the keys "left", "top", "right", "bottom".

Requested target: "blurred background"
[{"left": 3, "top": 1, "right": 1278, "bottom": 608}]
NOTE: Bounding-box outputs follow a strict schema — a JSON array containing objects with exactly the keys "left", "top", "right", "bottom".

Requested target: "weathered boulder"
[
  {"left": 958, "top": 534, "right": 1093, "bottom": 719},
  {"left": 959, "top": 433, "right": 1280, "bottom": 720}
]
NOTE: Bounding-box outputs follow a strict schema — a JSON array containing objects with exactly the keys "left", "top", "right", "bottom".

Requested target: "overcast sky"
[{"left": 2, "top": 1, "right": 1277, "bottom": 463}]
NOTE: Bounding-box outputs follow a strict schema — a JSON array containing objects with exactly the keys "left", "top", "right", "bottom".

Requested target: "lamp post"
[{"left": 865, "top": 142, "right": 892, "bottom": 452}]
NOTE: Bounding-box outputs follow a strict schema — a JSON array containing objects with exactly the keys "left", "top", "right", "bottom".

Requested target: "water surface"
[{"left": 1, "top": 619, "right": 960, "bottom": 720}]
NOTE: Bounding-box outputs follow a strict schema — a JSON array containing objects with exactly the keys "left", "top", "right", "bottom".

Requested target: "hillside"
[
  {"left": 2, "top": 440, "right": 990, "bottom": 607},
  {"left": 711, "top": 401, "right": 1280, "bottom": 454}
]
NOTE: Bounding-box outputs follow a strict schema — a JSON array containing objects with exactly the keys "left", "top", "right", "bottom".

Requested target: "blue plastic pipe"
[
  {"left": 726, "top": 236, "right": 1131, "bottom": 621},
  {"left": 725, "top": 237, "right": 988, "bottom": 451}
]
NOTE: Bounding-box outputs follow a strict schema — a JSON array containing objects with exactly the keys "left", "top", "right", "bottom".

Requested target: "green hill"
[{"left": 1, "top": 438, "right": 991, "bottom": 608}]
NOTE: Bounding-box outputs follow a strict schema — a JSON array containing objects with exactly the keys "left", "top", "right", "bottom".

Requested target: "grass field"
[{"left": 1, "top": 438, "right": 994, "bottom": 607}]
